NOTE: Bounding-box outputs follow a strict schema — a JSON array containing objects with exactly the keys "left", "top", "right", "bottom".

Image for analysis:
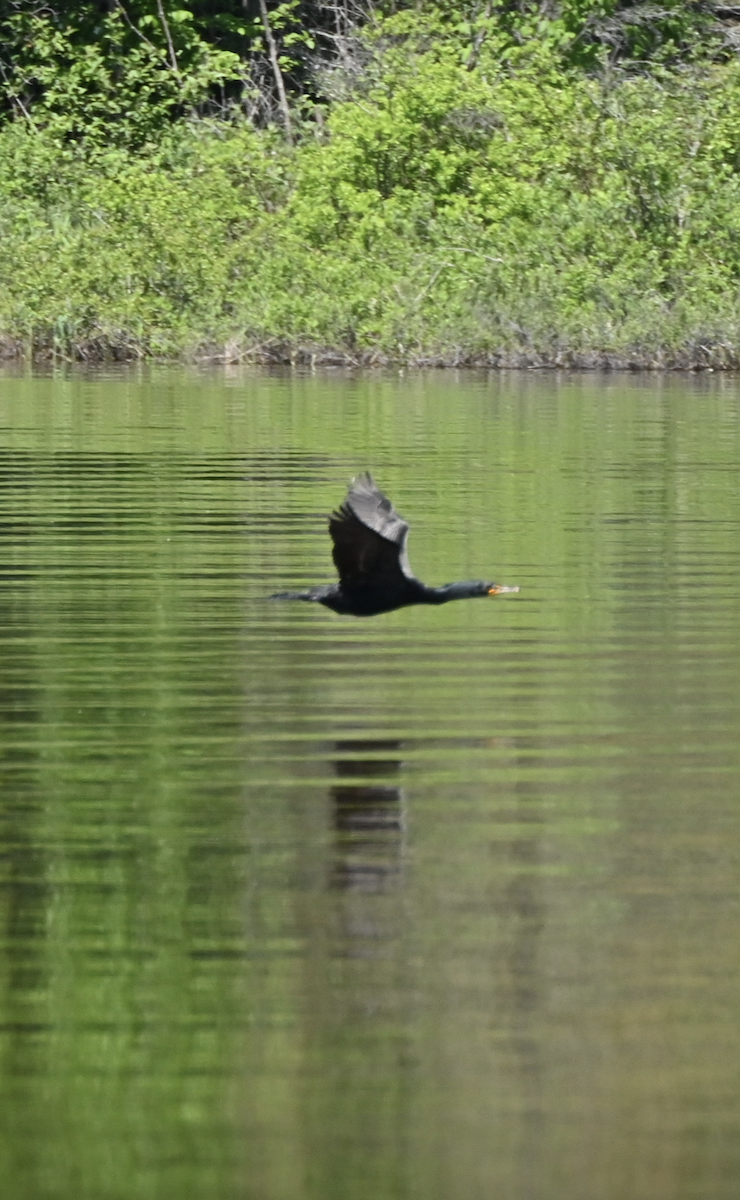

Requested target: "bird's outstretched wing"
[{"left": 329, "top": 473, "right": 414, "bottom": 589}]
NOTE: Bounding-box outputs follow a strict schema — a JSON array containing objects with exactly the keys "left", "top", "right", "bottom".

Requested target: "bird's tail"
[{"left": 270, "top": 589, "right": 317, "bottom": 602}]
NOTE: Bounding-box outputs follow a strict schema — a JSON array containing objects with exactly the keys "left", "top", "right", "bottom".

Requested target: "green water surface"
[{"left": 0, "top": 368, "right": 738, "bottom": 1200}]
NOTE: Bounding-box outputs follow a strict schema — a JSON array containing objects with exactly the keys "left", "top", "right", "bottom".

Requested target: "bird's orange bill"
[{"left": 488, "top": 585, "right": 520, "bottom": 595}]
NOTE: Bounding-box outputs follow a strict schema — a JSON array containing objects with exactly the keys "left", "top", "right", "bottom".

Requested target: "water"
[{"left": 0, "top": 367, "right": 738, "bottom": 1200}]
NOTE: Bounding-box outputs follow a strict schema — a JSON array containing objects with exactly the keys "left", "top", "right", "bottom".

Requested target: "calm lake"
[{"left": 0, "top": 367, "right": 738, "bottom": 1200}]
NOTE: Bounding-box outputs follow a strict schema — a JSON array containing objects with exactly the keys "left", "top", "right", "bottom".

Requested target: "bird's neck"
[{"left": 423, "top": 582, "right": 480, "bottom": 604}]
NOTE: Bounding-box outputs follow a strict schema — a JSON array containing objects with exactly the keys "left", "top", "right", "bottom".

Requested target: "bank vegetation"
[{"left": 3, "top": 0, "right": 740, "bottom": 367}]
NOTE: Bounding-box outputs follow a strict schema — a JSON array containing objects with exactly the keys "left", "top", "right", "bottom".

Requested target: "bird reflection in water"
[{"left": 329, "top": 739, "right": 405, "bottom": 893}]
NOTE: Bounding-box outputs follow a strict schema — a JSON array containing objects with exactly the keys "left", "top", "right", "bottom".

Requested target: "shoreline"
[{"left": 4, "top": 335, "right": 736, "bottom": 372}]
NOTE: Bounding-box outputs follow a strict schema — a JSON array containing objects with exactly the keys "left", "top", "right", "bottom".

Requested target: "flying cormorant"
[{"left": 271, "top": 473, "right": 519, "bottom": 617}]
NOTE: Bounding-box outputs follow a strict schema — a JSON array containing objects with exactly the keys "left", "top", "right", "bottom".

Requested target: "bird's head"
[{"left": 486, "top": 582, "right": 520, "bottom": 596}]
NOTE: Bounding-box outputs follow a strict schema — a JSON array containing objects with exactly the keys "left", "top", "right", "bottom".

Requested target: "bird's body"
[{"left": 272, "top": 473, "right": 519, "bottom": 617}]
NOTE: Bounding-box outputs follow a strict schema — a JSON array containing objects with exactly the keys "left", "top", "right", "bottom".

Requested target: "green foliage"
[
  {"left": 0, "top": 120, "right": 290, "bottom": 354},
  {"left": 0, "top": 3, "right": 241, "bottom": 147},
  {"left": 0, "top": 1, "right": 359, "bottom": 142},
  {"left": 1, "top": 1, "right": 740, "bottom": 364},
  {"left": 378, "top": 0, "right": 723, "bottom": 71},
  {"left": 0, "top": 0, "right": 727, "bottom": 151}
]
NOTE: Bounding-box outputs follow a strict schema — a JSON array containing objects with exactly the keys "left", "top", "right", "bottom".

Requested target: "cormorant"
[{"left": 271, "top": 473, "right": 519, "bottom": 617}]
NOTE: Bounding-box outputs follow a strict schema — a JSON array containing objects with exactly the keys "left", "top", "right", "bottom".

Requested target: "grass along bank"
[{"left": 4, "top": 42, "right": 740, "bottom": 368}]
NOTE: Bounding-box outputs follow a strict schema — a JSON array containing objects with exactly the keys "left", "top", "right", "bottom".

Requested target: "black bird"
[{"left": 271, "top": 473, "right": 519, "bottom": 617}]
